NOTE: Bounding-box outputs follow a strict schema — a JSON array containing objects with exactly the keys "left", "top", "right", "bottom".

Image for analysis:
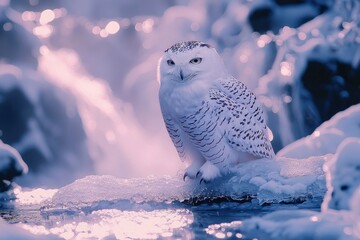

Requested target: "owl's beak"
[
  {"left": 179, "top": 69, "right": 184, "bottom": 80},
  {"left": 177, "top": 67, "right": 195, "bottom": 81}
]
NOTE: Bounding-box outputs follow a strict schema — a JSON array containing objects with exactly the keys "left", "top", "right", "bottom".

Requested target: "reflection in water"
[
  {"left": 21, "top": 208, "right": 194, "bottom": 239},
  {"left": 206, "top": 221, "right": 244, "bottom": 239}
]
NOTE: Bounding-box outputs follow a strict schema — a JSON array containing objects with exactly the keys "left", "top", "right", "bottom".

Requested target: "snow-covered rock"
[
  {"left": 256, "top": 3, "right": 360, "bottom": 150},
  {"left": 0, "top": 140, "right": 27, "bottom": 192},
  {"left": 0, "top": 63, "right": 93, "bottom": 188}
]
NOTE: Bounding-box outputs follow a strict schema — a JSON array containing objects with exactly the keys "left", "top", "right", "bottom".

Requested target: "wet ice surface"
[
  {"left": 2, "top": 195, "right": 272, "bottom": 240},
  {"left": 0, "top": 154, "right": 326, "bottom": 239},
  {"left": 0, "top": 188, "right": 321, "bottom": 240}
]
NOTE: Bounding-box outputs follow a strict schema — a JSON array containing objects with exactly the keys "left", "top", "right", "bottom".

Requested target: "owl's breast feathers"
[{"left": 178, "top": 99, "right": 230, "bottom": 165}]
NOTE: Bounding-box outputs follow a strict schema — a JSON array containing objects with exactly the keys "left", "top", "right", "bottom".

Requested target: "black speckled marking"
[{"left": 165, "top": 41, "right": 211, "bottom": 53}]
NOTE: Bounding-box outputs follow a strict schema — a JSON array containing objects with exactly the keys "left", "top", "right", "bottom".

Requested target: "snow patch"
[{"left": 278, "top": 104, "right": 360, "bottom": 159}]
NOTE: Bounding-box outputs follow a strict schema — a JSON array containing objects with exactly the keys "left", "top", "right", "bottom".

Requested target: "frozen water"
[
  {"left": 0, "top": 63, "right": 93, "bottom": 187},
  {"left": 38, "top": 48, "right": 181, "bottom": 178},
  {"left": 49, "top": 175, "right": 193, "bottom": 207}
]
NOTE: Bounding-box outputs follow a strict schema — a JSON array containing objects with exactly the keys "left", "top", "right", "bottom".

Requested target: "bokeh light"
[
  {"left": 105, "top": 20, "right": 120, "bottom": 34},
  {"left": 39, "top": 9, "right": 55, "bottom": 25},
  {"left": 280, "top": 61, "right": 293, "bottom": 77}
]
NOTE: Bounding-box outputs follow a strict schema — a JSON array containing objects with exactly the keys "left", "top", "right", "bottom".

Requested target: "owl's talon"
[{"left": 196, "top": 171, "right": 201, "bottom": 178}]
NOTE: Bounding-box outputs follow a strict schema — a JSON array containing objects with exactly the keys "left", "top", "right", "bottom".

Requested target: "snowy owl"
[{"left": 158, "top": 41, "right": 274, "bottom": 183}]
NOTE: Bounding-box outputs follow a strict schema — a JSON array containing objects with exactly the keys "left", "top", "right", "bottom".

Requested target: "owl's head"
[{"left": 158, "top": 41, "right": 226, "bottom": 85}]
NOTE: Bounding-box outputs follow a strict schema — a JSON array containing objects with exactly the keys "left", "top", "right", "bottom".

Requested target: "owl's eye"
[
  {"left": 167, "top": 59, "right": 175, "bottom": 66},
  {"left": 189, "top": 57, "right": 202, "bottom": 64}
]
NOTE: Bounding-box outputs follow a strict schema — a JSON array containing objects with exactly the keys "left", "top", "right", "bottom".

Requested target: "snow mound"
[
  {"left": 278, "top": 104, "right": 360, "bottom": 158},
  {"left": 322, "top": 138, "right": 360, "bottom": 211}
]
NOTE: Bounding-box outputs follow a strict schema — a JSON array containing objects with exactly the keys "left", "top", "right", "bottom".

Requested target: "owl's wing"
[
  {"left": 211, "top": 76, "right": 275, "bottom": 159},
  {"left": 162, "top": 115, "right": 187, "bottom": 161}
]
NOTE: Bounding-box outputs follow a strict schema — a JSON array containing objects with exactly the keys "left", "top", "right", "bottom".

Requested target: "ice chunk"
[
  {"left": 49, "top": 175, "right": 195, "bottom": 208},
  {"left": 48, "top": 155, "right": 327, "bottom": 210},
  {"left": 14, "top": 187, "right": 58, "bottom": 205},
  {"left": 230, "top": 156, "right": 326, "bottom": 204}
]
